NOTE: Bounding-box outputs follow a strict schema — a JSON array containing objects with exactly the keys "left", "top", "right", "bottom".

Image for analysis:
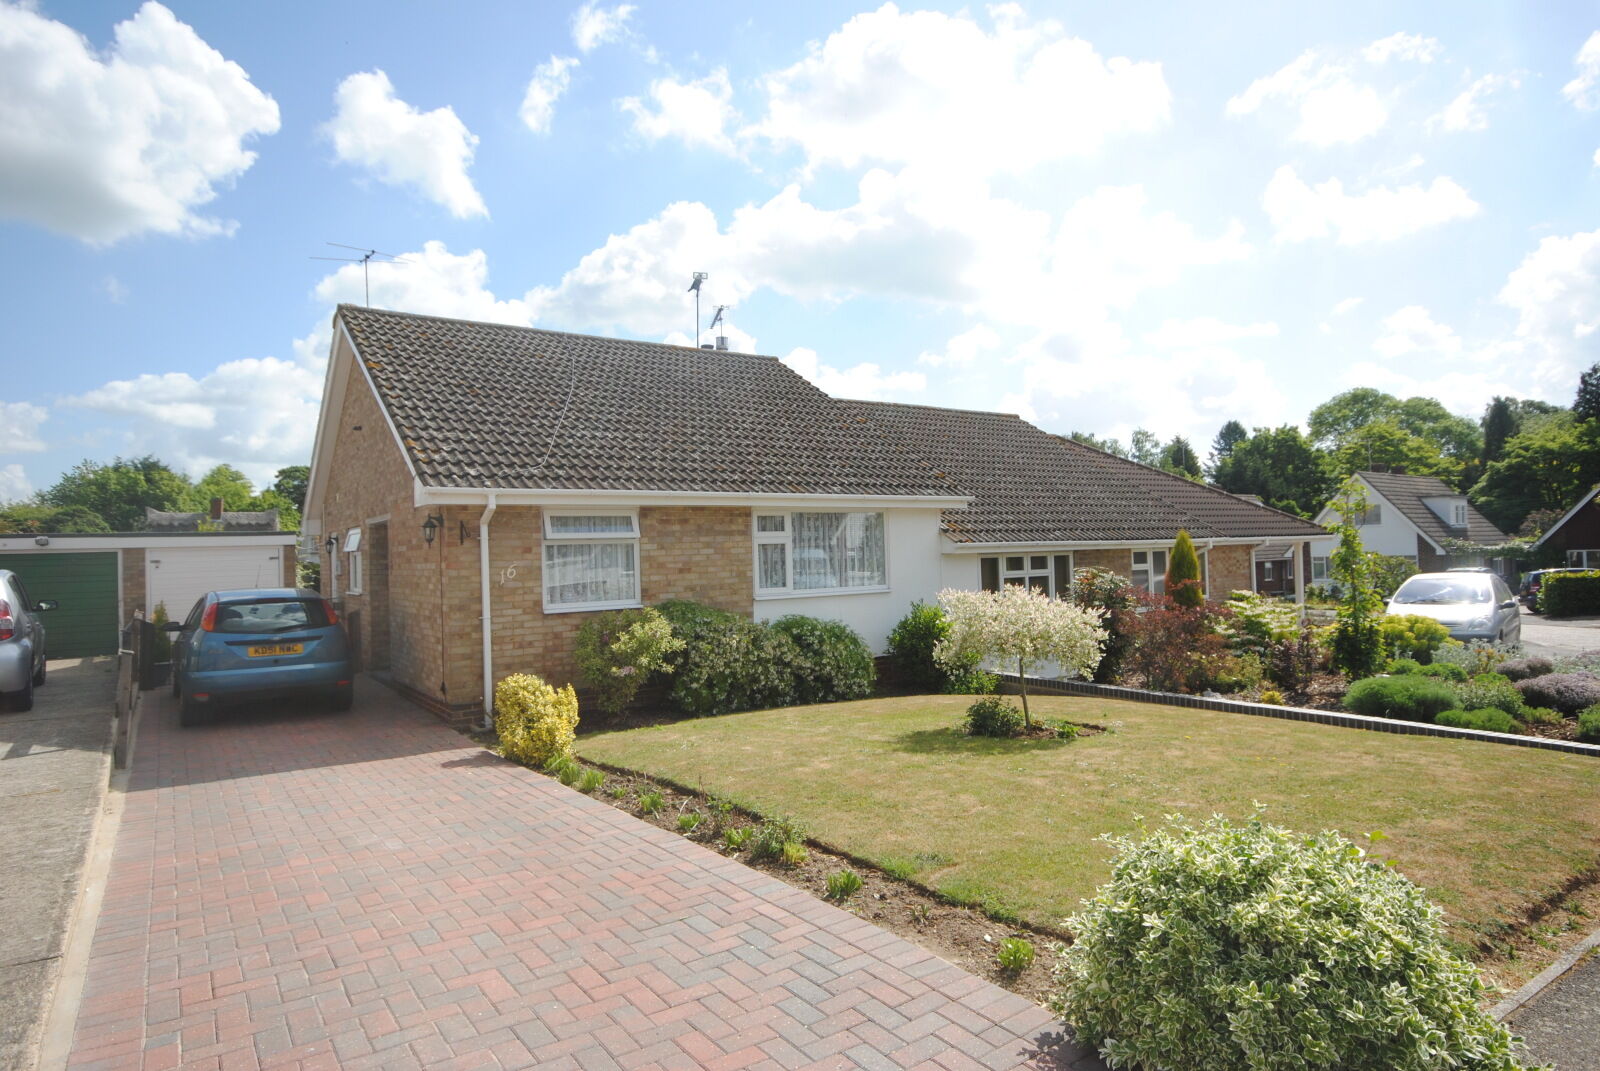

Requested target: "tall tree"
[
  {"left": 0, "top": 503, "right": 111, "bottom": 534},
  {"left": 1307, "top": 388, "right": 1399, "bottom": 448},
  {"left": 1331, "top": 420, "right": 1460, "bottom": 485},
  {"left": 1129, "top": 428, "right": 1162, "bottom": 467},
  {"left": 1211, "top": 426, "right": 1334, "bottom": 518},
  {"left": 41, "top": 456, "right": 191, "bottom": 531},
  {"left": 184, "top": 464, "right": 256, "bottom": 512},
  {"left": 1159, "top": 436, "right": 1202, "bottom": 479},
  {"left": 1392, "top": 397, "right": 1481, "bottom": 462},
  {"left": 1208, "top": 420, "right": 1248, "bottom": 475},
  {"left": 1576, "top": 362, "right": 1600, "bottom": 423},
  {"left": 1470, "top": 412, "right": 1600, "bottom": 533},
  {"left": 1481, "top": 397, "right": 1516, "bottom": 465},
  {"left": 1069, "top": 431, "right": 1129, "bottom": 458},
  {"left": 1165, "top": 530, "right": 1203, "bottom": 607},
  {"left": 272, "top": 465, "right": 310, "bottom": 511}
]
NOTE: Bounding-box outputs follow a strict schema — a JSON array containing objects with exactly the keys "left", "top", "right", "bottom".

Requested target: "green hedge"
[
  {"left": 1343, "top": 674, "right": 1459, "bottom": 722},
  {"left": 1540, "top": 570, "right": 1600, "bottom": 616},
  {"left": 1435, "top": 708, "right": 1520, "bottom": 734}
]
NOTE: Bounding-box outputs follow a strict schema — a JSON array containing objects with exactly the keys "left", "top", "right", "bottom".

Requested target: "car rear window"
[{"left": 212, "top": 599, "right": 331, "bottom": 634}]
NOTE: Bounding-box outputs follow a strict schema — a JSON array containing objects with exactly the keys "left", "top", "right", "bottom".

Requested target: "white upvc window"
[
  {"left": 1356, "top": 505, "right": 1382, "bottom": 526},
  {"left": 344, "top": 528, "right": 363, "bottom": 594},
  {"left": 1452, "top": 502, "right": 1468, "bottom": 527},
  {"left": 542, "top": 511, "right": 641, "bottom": 612},
  {"left": 1131, "top": 549, "right": 1167, "bottom": 593},
  {"left": 754, "top": 511, "right": 887, "bottom": 596},
  {"left": 1311, "top": 556, "right": 1331, "bottom": 582},
  {"left": 978, "top": 552, "right": 1073, "bottom": 596},
  {"left": 1567, "top": 549, "right": 1600, "bottom": 569}
]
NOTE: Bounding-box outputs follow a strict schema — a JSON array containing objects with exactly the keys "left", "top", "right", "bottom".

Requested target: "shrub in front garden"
[
  {"left": 1436, "top": 708, "right": 1521, "bottom": 734},
  {"left": 772, "top": 615, "right": 875, "bottom": 703},
  {"left": 1378, "top": 614, "right": 1453, "bottom": 663},
  {"left": 1266, "top": 626, "right": 1324, "bottom": 693},
  {"left": 1221, "top": 591, "right": 1300, "bottom": 658},
  {"left": 1578, "top": 704, "right": 1600, "bottom": 743},
  {"left": 1434, "top": 641, "right": 1514, "bottom": 676},
  {"left": 1343, "top": 674, "right": 1459, "bottom": 722},
  {"left": 1454, "top": 673, "right": 1525, "bottom": 718},
  {"left": 965, "top": 695, "right": 1024, "bottom": 737},
  {"left": 1165, "top": 530, "right": 1204, "bottom": 608},
  {"left": 495, "top": 672, "right": 579, "bottom": 767},
  {"left": 1053, "top": 813, "right": 1533, "bottom": 1071},
  {"left": 667, "top": 615, "right": 800, "bottom": 716},
  {"left": 1072, "top": 568, "right": 1138, "bottom": 683},
  {"left": 574, "top": 607, "right": 685, "bottom": 715},
  {"left": 1122, "top": 594, "right": 1232, "bottom": 694},
  {"left": 1515, "top": 673, "right": 1600, "bottom": 716},
  {"left": 1498, "top": 656, "right": 1554, "bottom": 682},
  {"left": 887, "top": 601, "right": 954, "bottom": 691},
  {"left": 1539, "top": 570, "right": 1600, "bottom": 616}
]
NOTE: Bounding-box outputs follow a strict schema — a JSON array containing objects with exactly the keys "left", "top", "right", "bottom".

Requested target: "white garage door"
[{"left": 146, "top": 546, "right": 285, "bottom": 619}]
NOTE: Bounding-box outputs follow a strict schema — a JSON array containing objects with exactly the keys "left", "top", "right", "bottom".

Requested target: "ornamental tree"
[
  {"left": 1165, "top": 530, "right": 1203, "bottom": 607},
  {"left": 934, "top": 586, "right": 1107, "bottom": 726}
]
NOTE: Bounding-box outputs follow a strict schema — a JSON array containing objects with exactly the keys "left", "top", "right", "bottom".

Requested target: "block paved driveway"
[{"left": 66, "top": 684, "right": 1101, "bottom": 1070}]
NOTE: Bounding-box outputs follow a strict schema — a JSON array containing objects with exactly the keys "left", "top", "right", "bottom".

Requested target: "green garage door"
[{"left": 0, "top": 552, "right": 119, "bottom": 658}]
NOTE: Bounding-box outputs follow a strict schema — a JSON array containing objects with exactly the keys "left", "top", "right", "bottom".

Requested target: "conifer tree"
[{"left": 1165, "top": 530, "right": 1204, "bottom": 608}]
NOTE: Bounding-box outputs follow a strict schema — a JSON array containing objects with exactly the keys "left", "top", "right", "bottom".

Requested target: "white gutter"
[
  {"left": 414, "top": 482, "right": 969, "bottom": 510},
  {"left": 478, "top": 494, "right": 498, "bottom": 729}
]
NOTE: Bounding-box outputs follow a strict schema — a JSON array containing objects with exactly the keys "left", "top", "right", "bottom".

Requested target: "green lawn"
[{"left": 580, "top": 694, "right": 1600, "bottom": 948}]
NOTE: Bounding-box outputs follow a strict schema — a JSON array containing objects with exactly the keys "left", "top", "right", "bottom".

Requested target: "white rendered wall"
[{"left": 753, "top": 508, "right": 946, "bottom": 654}]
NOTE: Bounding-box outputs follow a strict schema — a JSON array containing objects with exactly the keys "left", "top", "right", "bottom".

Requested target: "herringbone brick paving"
[{"left": 65, "top": 684, "right": 1102, "bottom": 1070}]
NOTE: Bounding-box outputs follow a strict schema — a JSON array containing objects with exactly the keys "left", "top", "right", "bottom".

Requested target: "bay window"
[
  {"left": 754, "top": 512, "right": 887, "bottom": 595},
  {"left": 543, "top": 511, "right": 640, "bottom": 612}
]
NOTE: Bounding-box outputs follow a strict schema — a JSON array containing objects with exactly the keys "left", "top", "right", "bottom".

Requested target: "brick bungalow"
[{"left": 306, "top": 305, "right": 1327, "bottom": 723}]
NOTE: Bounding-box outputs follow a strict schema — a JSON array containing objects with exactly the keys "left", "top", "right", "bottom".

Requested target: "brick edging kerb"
[{"left": 1003, "top": 675, "right": 1600, "bottom": 758}]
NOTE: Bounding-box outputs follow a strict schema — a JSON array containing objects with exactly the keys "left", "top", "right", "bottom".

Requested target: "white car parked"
[{"left": 1386, "top": 572, "right": 1522, "bottom": 646}]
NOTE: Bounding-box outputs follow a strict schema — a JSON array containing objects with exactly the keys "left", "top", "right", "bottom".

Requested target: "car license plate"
[{"left": 247, "top": 643, "right": 303, "bottom": 657}]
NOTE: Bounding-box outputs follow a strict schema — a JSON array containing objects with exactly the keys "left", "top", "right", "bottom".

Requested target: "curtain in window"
[
  {"left": 547, "top": 514, "right": 636, "bottom": 536},
  {"left": 544, "top": 542, "right": 636, "bottom": 606},
  {"left": 791, "top": 512, "right": 886, "bottom": 590},
  {"left": 758, "top": 543, "right": 787, "bottom": 589}
]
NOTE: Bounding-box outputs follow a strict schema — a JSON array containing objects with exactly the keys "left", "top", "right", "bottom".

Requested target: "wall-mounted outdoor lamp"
[
  {"left": 422, "top": 513, "right": 445, "bottom": 545},
  {"left": 324, "top": 533, "right": 337, "bottom": 556}
]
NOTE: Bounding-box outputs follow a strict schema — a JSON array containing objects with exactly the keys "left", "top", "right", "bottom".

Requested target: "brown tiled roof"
[
  {"left": 848, "top": 401, "right": 1328, "bottom": 544},
  {"left": 336, "top": 306, "right": 959, "bottom": 497},
  {"left": 1357, "top": 471, "right": 1508, "bottom": 547}
]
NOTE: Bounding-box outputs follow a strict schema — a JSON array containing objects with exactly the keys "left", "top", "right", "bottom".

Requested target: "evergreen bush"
[
  {"left": 1435, "top": 708, "right": 1520, "bottom": 734},
  {"left": 1166, "top": 530, "right": 1204, "bottom": 608},
  {"left": 1343, "top": 674, "right": 1459, "bottom": 722},
  {"left": 770, "top": 615, "right": 875, "bottom": 703},
  {"left": 573, "top": 607, "right": 684, "bottom": 715},
  {"left": 1515, "top": 673, "right": 1600, "bottom": 715},
  {"left": 495, "top": 673, "right": 579, "bottom": 767}
]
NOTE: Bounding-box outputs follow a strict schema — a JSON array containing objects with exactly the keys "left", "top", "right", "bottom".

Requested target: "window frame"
[
  {"left": 1131, "top": 548, "right": 1168, "bottom": 594},
  {"left": 1311, "top": 555, "right": 1330, "bottom": 582},
  {"left": 1452, "top": 502, "right": 1468, "bottom": 528},
  {"left": 344, "top": 527, "right": 363, "bottom": 594},
  {"left": 753, "top": 510, "right": 890, "bottom": 598},
  {"left": 541, "top": 509, "right": 642, "bottom": 614}
]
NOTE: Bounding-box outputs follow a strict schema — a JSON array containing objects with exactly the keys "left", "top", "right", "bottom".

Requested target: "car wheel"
[
  {"left": 331, "top": 684, "right": 354, "bottom": 712},
  {"left": 179, "top": 693, "right": 207, "bottom": 727},
  {"left": 32, "top": 655, "right": 45, "bottom": 687},
  {"left": 7, "top": 675, "right": 34, "bottom": 713}
]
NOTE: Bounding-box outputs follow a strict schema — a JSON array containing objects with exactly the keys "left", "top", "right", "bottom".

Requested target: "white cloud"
[
  {"left": 620, "top": 70, "right": 738, "bottom": 154},
  {"left": 917, "top": 324, "right": 1001, "bottom": 368},
  {"left": 0, "top": 1, "right": 279, "bottom": 244},
  {"left": 1262, "top": 165, "right": 1479, "bottom": 244},
  {"left": 0, "top": 402, "right": 48, "bottom": 453},
  {"left": 571, "top": 2, "right": 635, "bottom": 53},
  {"left": 0, "top": 464, "right": 31, "bottom": 503},
  {"left": 1363, "top": 32, "right": 1442, "bottom": 64},
  {"left": 1498, "top": 227, "right": 1600, "bottom": 391},
  {"left": 1227, "top": 51, "right": 1387, "bottom": 145},
  {"left": 1332, "top": 296, "right": 1363, "bottom": 315},
  {"left": 1373, "top": 305, "right": 1462, "bottom": 357},
  {"left": 747, "top": 3, "right": 1170, "bottom": 176},
  {"left": 102, "top": 276, "right": 128, "bottom": 304},
  {"left": 315, "top": 240, "right": 535, "bottom": 326},
  {"left": 780, "top": 347, "right": 925, "bottom": 400},
  {"left": 521, "top": 55, "right": 579, "bottom": 134},
  {"left": 324, "top": 70, "right": 487, "bottom": 219},
  {"left": 1143, "top": 317, "right": 1278, "bottom": 349},
  {"left": 1430, "top": 73, "right": 1518, "bottom": 132},
  {"left": 1563, "top": 31, "right": 1600, "bottom": 110}
]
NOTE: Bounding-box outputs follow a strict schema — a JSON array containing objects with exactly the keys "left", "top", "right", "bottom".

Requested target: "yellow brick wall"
[
  {"left": 120, "top": 549, "right": 144, "bottom": 624},
  {"left": 1073, "top": 548, "right": 1131, "bottom": 577},
  {"left": 1207, "top": 543, "right": 1256, "bottom": 596}
]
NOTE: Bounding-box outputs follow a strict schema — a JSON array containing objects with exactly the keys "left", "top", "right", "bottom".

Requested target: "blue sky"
[{"left": 1, "top": 1, "right": 1597, "bottom": 498}]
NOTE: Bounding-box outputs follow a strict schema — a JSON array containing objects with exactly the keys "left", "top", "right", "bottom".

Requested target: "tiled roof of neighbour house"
[
  {"left": 335, "top": 305, "right": 961, "bottom": 498},
  {"left": 845, "top": 401, "right": 1328, "bottom": 544},
  {"left": 143, "top": 508, "right": 281, "bottom": 532},
  {"left": 1357, "top": 470, "right": 1509, "bottom": 548}
]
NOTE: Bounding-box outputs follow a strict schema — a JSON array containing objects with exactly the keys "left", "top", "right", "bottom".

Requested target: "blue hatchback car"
[{"left": 167, "top": 588, "right": 353, "bottom": 726}]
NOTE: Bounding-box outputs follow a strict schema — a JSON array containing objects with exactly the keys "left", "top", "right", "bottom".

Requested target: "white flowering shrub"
[
  {"left": 934, "top": 586, "right": 1105, "bottom": 725},
  {"left": 1054, "top": 813, "right": 1541, "bottom": 1071}
]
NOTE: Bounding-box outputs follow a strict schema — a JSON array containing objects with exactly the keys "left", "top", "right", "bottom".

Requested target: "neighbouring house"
[
  {"left": 145, "top": 497, "right": 281, "bottom": 532},
  {"left": 0, "top": 531, "right": 297, "bottom": 657},
  {"left": 305, "top": 305, "right": 1327, "bottom": 723},
  {"left": 1309, "top": 469, "right": 1514, "bottom": 582},
  {"left": 1529, "top": 485, "right": 1600, "bottom": 568}
]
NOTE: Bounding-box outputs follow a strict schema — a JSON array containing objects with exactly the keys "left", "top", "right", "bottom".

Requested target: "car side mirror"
[
  {"left": 35, "top": 600, "right": 57, "bottom": 611},
  {"left": 1502, "top": 599, "right": 1518, "bottom": 610},
  {"left": 161, "top": 621, "right": 184, "bottom": 632}
]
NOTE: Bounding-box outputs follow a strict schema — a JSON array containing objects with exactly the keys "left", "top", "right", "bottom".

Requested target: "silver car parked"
[
  {"left": 0, "top": 568, "right": 56, "bottom": 711},
  {"left": 1386, "top": 571, "right": 1522, "bottom": 646}
]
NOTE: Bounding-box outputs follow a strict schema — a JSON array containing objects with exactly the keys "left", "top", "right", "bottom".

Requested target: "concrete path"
[
  {"left": 0, "top": 658, "right": 116, "bottom": 1071},
  {"left": 1518, "top": 608, "right": 1600, "bottom": 660},
  {"left": 64, "top": 683, "right": 1098, "bottom": 1071},
  {"left": 1506, "top": 947, "right": 1600, "bottom": 1070}
]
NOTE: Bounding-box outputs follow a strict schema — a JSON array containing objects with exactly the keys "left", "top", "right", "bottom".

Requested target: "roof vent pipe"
[{"left": 715, "top": 336, "right": 729, "bottom": 350}]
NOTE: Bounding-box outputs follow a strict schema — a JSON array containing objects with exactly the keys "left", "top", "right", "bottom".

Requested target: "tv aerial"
[{"left": 310, "top": 243, "right": 411, "bottom": 306}]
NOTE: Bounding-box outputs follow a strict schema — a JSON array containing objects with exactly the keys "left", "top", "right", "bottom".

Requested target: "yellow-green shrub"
[{"left": 495, "top": 672, "right": 578, "bottom": 767}]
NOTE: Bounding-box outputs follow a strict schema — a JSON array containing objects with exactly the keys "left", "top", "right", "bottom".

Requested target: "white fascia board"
[
  {"left": 1532, "top": 485, "right": 1600, "bottom": 549},
  {"left": 0, "top": 533, "right": 297, "bottom": 551},
  {"left": 413, "top": 482, "right": 970, "bottom": 511},
  {"left": 940, "top": 536, "right": 1278, "bottom": 553}
]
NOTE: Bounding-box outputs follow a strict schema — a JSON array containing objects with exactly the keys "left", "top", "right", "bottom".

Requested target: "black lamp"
[
  {"left": 324, "top": 533, "right": 336, "bottom": 556},
  {"left": 422, "top": 513, "right": 444, "bottom": 545}
]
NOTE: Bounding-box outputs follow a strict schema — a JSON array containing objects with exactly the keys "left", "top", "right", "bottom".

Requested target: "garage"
[
  {"left": 0, "top": 550, "right": 119, "bottom": 658},
  {"left": 146, "top": 545, "right": 287, "bottom": 621}
]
